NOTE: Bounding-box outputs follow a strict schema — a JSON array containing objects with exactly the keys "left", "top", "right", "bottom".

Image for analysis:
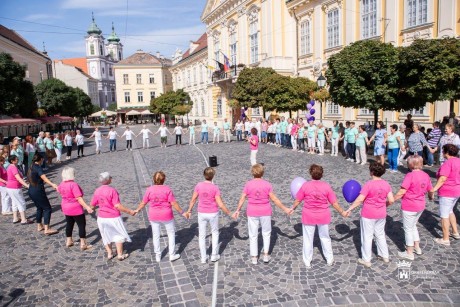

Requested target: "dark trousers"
[
  {"left": 66, "top": 146, "right": 72, "bottom": 157},
  {"left": 126, "top": 140, "right": 132, "bottom": 149},
  {"left": 65, "top": 214, "right": 86, "bottom": 238},
  {"left": 110, "top": 139, "right": 116, "bottom": 151},
  {"left": 38, "top": 151, "right": 46, "bottom": 168},
  {"left": 30, "top": 187, "right": 52, "bottom": 225},
  {"left": 176, "top": 135, "right": 182, "bottom": 145},
  {"left": 236, "top": 130, "right": 242, "bottom": 141},
  {"left": 298, "top": 138, "right": 305, "bottom": 150},
  {"left": 77, "top": 145, "right": 84, "bottom": 156},
  {"left": 347, "top": 143, "right": 356, "bottom": 160}
]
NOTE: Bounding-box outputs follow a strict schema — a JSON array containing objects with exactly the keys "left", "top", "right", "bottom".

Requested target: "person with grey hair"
[
  {"left": 57, "top": 167, "right": 94, "bottom": 249},
  {"left": 91, "top": 172, "right": 135, "bottom": 261},
  {"left": 35, "top": 131, "right": 47, "bottom": 169},
  {"left": 407, "top": 124, "right": 434, "bottom": 163}
]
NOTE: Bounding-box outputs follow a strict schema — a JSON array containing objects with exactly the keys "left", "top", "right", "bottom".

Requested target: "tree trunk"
[
  {"left": 373, "top": 109, "right": 379, "bottom": 128},
  {"left": 289, "top": 110, "right": 292, "bottom": 119},
  {"left": 450, "top": 98, "right": 454, "bottom": 114},
  {"left": 262, "top": 107, "right": 266, "bottom": 119}
]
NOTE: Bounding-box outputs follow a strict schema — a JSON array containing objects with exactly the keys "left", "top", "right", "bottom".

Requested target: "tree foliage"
[
  {"left": 73, "top": 87, "right": 93, "bottom": 117},
  {"left": 326, "top": 40, "right": 400, "bottom": 122},
  {"left": 232, "top": 67, "right": 276, "bottom": 108},
  {"left": 107, "top": 103, "right": 117, "bottom": 111},
  {"left": 0, "top": 52, "right": 37, "bottom": 117},
  {"left": 35, "top": 78, "right": 78, "bottom": 116},
  {"left": 150, "top": 89, "right": 192, "bottom": 115},
  {"left": 312, "top": 88, "right": 331, "bottom": 102},
  {"left": 262, "top": 74, "right": 297, "bottom": 112},
  {"left": 398, "top": 38, "right": 460, "bottom": 110},
  {"left": 289, "top": 77, "right": 318, "bottom": 111}
]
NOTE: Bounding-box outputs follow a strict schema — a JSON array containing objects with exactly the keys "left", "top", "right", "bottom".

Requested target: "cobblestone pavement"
[{"left": 0, "top": 124, "right": 459, "bottom": 306}]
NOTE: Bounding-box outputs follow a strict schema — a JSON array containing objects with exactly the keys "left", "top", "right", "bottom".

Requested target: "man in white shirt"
[
  {"left": 75, "top": 130, "right": 85, "bottom": 157},
  {"left": 200, "top": 120, "right": 209, "bottom": 145},
  {"left": 223, "top": 118, "right": 232, "bottom": 143},
  {"left": 154, "top": 123, "right": 171, "bottom": 148},
  {"left": 106, "top": 127, "right": 120, "bottom": 152},
  {"left": 137, "top": 125, "right": 154, "bottom": 149},
  {"left": 121, "top": 126, "right": 136, "bottom": 151},
  {"left": 173, "top": 123, "right": 184, "bottom": 146},
  {"left": 89, "top": 127, "right": 103, "bottom": 154}
]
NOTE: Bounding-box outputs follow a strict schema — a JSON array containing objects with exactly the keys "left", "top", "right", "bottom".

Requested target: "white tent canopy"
[
  {"left": 89, "top": 110, "right": 117, "bottom": 117},
  {"left": 141, "top": 110, "right": 153, "bottom": 115},
  {"left": 126, "top": 110, "right": 141, "bottom": 116}
]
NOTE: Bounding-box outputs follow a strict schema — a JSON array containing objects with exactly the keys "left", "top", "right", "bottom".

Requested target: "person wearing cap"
[{"left": 90, "top": 172, "right": 136, "bottom": 261}]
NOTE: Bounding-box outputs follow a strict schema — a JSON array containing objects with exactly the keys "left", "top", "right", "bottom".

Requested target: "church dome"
[
  {"left": 87, "top": 13, "right": 102, "bottom": 35},
  {"left": 107, "top": 23, "right": 120, "bottom": 43}
]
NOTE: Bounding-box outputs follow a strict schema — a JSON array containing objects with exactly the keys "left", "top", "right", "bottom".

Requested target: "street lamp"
[{"left": 316, "top": 73, "right": 327, "bottom": 122}]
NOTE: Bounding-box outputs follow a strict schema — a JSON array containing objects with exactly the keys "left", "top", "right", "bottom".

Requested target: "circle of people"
[{"left": 0, "top": 141, "right": 459, "bottom": 266}]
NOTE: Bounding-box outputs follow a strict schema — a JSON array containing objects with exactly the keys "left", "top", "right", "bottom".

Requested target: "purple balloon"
[
  {"left": 342, "top": 180, "right": 362, "bottom": 203},
  {"left": 290, "top": 177, "right": 307, "bottom": 199},
  {"left": 308, "top": 116, "right": 315, "bottom": 122},
  {"left": 309, "top": 100, "right": 315, "bottom": 106},
  {"left": 310, "top": 109, "right": 316, "bottom": 115},
  {"left": 307, "top": 104, "right": 312, "bottom": 110}
]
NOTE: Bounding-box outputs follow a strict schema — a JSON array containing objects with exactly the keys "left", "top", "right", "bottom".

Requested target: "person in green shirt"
[
  {"left": 355, "top": 125, "right": 369, "bottom": 165},
  {"left": 53, "top": 133, "right": 64, "bottom": 163},
  {"left": 307, "top": 120, "right": 317, "bottom": 154},
  {"left": 315, "top": 123, "right": 327, "bottom": 155},
  {"left": 340, "top": 121, "right": 350, "bottom": 159},
  {"left": 330, "top": 120, "right": 340, "bottom": 156},
  {"left": 346, "top": 122, "right": 358, "bottom": 162},
  {"left": 280, "top": 117, "right": 288, "bottom": 147},
  {"left": 387, "top": 124, "right": 403, "bottom": 172},
  {"left": 298, "top": 124, "right": 305, "bottom": 152}
]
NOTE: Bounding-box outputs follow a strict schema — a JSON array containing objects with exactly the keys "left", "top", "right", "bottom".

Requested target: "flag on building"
[
  {"left": 214, "top": 60, "right": 225, "bottom": 72},
  {"left": 223, "top": 54, "right": 230, "bottom": 72}
]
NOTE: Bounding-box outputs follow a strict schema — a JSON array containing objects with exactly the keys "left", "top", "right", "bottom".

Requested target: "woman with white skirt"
[
  {"left": 135, "top": 171, "right": 184, "bottom": 262},
  {"left": 91, "top": 172, "right": 135, "bottom": 261}
]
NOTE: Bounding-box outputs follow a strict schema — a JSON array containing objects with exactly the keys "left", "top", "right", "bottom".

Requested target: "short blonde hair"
[
  {"left": 99, "top": 172, "right": 111, "bottom": 184},
  {"left": 407, "top": 155, "right": 423, "bottom": 170},
  {"left": 251, "top": 164, "right": 264, "bottom": 178},
  {"left": 61, "top": 167, "right": 75, "bottom": 181}
]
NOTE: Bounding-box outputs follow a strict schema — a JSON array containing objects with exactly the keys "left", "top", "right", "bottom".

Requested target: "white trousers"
[
  {"left": 331, "top": 138, "right": 338, "bottom": 155},
  {"left": 248, "top": 216, "right": 271, "bottom": 256},
  {"left": 6, "top": 188, "right": 26, "bottom": 212},
  {"left": 291, "top": 136, "right": 297, "bottom": 150},
  {"left": 54, "top": 148, "right": 62, "bottom": 161},
  {"left": 198, "top": 212, "right": 220, "bottom": 260},
  {"left": 307, "top": 137, "right": 315, "bottom": 148},
  {"left": 355, "top": 146, "right": 367, "bottom": 164},
  {"left": 189, "top": 133, "right": 195, "bottom": 145},
  {"left": 402, "top": 210, "right": 423, "bottom": 247},
  {"left": 213, "top": 133, "right": 220, "bottom": 143},
  {"left": 317, "top": 139, "right": 325, "bottom": 154},
  {"left": 398, "top": 149, "right": 407, "bottom": 165},
  {"left": 95, "top": 139, "right": 102, "bottom": 152},
  {"left": 360, "top": 217, "right": 389, "bottom": 262},
  {"left": 0, "top": 186, "right": 12, "bottom": 213},
  {"left": 250, "top": 150, "right": 258, "bottom": 166},
  {"left": 150, "top": 220, "right": 176, "bottom": 256},
  {"left": 302, "top": 224, "right": 333, "bottom": 264},
  {"left": 224, "top": 130, "right": 231, "bottom": 142},
  {"left": 143, "top": 138, "right": 149, "bottom": 148}
]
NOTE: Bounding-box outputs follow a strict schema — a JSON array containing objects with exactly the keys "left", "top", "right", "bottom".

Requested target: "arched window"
[
  {"left": 201, "top": 98, "right": 206, "bottom": 116},
  {"left": 90, "top": 44, "right": 95, "bottom": 55},
  {"left": 99, "top": 44, "right": 103, "bottom": 56}
]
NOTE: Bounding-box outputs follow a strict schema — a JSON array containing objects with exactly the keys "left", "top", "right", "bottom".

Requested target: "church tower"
[
  {"left": 106, "top": 22, "right": 123, "bottom": 61},
  {"left": 85, "top": 12, "right": 105, "bottom": 80}
]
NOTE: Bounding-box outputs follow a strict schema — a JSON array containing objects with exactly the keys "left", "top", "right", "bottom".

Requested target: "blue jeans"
[
  {"left": 388, "top": 148, "right": 400, "bottom": 170},
  {"left": 276, "top": 132, "right": 281, "bottom": 145},
  {"left": 237, "top": 130, "right": 242, "bottom": 141},
  {"left": 201, "top": 132, "right": 208, "bottom": 144},
  {"left": 346, "top": 143, "right": 356, "bottom": 161},
  {"left": 281, "top": 133, "right": 287, "bottom": 147},
  {"left": 298, "top": 138, "right": 305, "bottom": 150},
  {"left": 109, "top": 139, "right": 116, "bottom": 151},
  {"left": 427, "top": 147, "right": 435, "bottom": 165}
]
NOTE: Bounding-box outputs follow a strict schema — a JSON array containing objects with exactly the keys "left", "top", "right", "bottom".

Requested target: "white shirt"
[
  {"left": 122, "top": 130, "right": 135, "bottom": 140},
  {"left": 92, "top": 131, "right": 102, "bottom": 140},
  {"left": 158, "top": 127, "right": 169, "bottom": 137},
  {"left": 235, "top": 122, "right": 243, "bottom": 131},
  {"left": 64, "top": 135, "right": 73, "bottom": 146},
  {"left": 174, "top": 126, "right": 183, "bottom": 135},
  {"left": 255, "top": 121, "right": 261, "bottom": 132},
  {"left": 75, "top": 134, "right": 84, "bottom": 145},
  {"left": 140, "top": 129, "right": 151, "bottom": 138},
  {"left": 108, "top": 131, "right": 118, "bottom": 140},
  {"left": 244, "top": 122, "right": 251, "bottom": 132},
  {"left": 25, "top": 143, "right": 35, "bottom": 154},
  {"left": 287, "top": 123, "right": 293, "bottom": 134}
]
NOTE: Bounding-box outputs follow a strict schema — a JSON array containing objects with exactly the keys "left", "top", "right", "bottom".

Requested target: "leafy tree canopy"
[
  {"left": 232, "top": 67, "right": 276, "bottom": 108},
  {"left": 0, "top": 52, "right": 37, "bottom": 117},
  {"left": 73, "top": 87, "right": 93, "bottom": 117},
  {"left": 150, "top": 89, "right": 192, "bottom": 115},
  {"left": 35, "top": 78, "right": 77, "bottom": 116},
  {"left": 289, "top": 77, "right": 318, "bottom": 111},
  {"left": 107, "top": 103, "right": 117, "bottom": 112},
  {"left": 262, "top": 74, "right": 297, "bottom": 112}
]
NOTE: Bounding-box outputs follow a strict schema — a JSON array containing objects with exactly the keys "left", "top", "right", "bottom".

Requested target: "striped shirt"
[
  {"left": 427, "top": 128, "right": 441, "bottom": 147},
  {"left": 407, "top": 132, "right": 428, "bottom": 153}
]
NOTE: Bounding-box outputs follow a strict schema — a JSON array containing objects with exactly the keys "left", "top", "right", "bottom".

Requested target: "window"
[
  {"left": 406, "top": 107, "right": 427, "bottom": 116},
  {"left": 90, "top": 44, "right": 95, "bottom": 55},
  {"left": 136, "top": 74, "right": 142, "bottom": 84},
  {"left": 110, "top": 50, "right": 114, "bottom": 58},
  {"left": 105, "top": 95, "right": 108, "bottom": 103},
  {"left": 217, "top": 98, "right": 222, "bottom": 117},
  {"left": 124, "top": 92, "right": 130, "bottom": 103},
  {"left": 214, "top": 35, "right": 220, "bottom": 63},
  {"left": 200, "top": 65, "right": 204, "bottom": 83},
  {"left": 193, "top": 67, "right": 197, "bottom": 85},
  {"left": 407, "top": 0, "right": 427, "bottom": 27},
  {"left": 187, "top": 70, "right": 191, "bottom": 86},
  {"left": 109, "top": 67, "right": 113, "bottom": 77},
  {"left": 149, "top": 74, "right": 155, "bottom": 84},
  {"left": 137, "top": 91, "right": 143, "bottom": 103},
  {"left": 252, "top": 107, "right": 261, "bottom": 116},
  {"left": 118, "top": 51, "right": 122, "bottom": 60},
  {"left": 195, "top": 100, "right": 199, "bottom": 116},
  {"left": 359, "top": 108, "right": 374, "bottom": 115},
  {"left": 201, "top": 98, "right": 205, "bottom": 116},
  {"left": 229, "top": 31, "right": 237, "bottom": 66},
  {"left": 150, "top": 91, "right": 156, "bottom": 100},
  {"left": 362, "top": 0, "right": 377, "bottom": 39},
  {"left": 326, "top": 102, "right": 340, "bottom": 115},
  {"left": 99, "top": 45, "right": 103, "bottom": 56},
  {"left": 111, "top": 88, "right": 115, "bottom": 102},
  {"left": 249, "top": 18, "right": 259, "bottom": 64},
  {"left": 182, "top": 71, "right": 186, "bottom": 88},
  {"left": 123, "top": 74, "right": 129, "bottom": 84},
  {"left": 102, "top": 67, "right": 105, "bottom": 75},
  {"left": 300, "top": 20, "right": 311, "bottom": 55},
  {"left": 327, "top": 9, "right": 340, "bottom": 48}
]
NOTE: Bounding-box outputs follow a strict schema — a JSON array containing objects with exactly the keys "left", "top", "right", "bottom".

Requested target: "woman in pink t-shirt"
[
  {"left": 346, "top": 162, "right": 395, "bottom": 268},
  {"left": 185, "top": 167, "right": 232, "bottom": 264},
  {"left": 430, "top": 144, "right": 460, "bottom": 246},
  {"left": 291, "top": 164, "right": 347, "bottom": 268},
  {"left": 5, "top": 155, "right": 31, "bottom": 224},
  {"left": 232, "top": 164, "right": 291, "bottom": 264},
  {"left": 0, "top": 156, "right": 12, "bottom": 215},
  {"left": 394, "top": 156, "right": 433, "bottom": 260},
  {"left": 135, "top": 171, "right": 185, "bottom": 263},
  {"left": 248, "top": 127, "right": 259, "bottom": 166},
  {"left": 57, "top": 167, "right": 94, "bottom": 250},
  {"left": 91, "top": 172, "right": 136, "bottom": 261}
]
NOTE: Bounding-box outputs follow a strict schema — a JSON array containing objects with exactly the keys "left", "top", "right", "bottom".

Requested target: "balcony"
[{"left": 211, "top": 65, "right": 245, "bottom": 83}]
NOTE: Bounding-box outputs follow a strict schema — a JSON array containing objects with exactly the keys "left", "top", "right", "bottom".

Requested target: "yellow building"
[{"left": 114, "top": 50, "right": 172, "bottom": 122}]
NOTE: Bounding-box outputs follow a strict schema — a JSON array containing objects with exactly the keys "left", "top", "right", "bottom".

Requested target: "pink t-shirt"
[
  {"left": 400, "top": 170, "right": 432, "bottom": 212},
  {"left": 295, "top": 180, "right": 337, "bottom": 225},
  {"left": 58, "top": 180, "right": 84, "bottom": 216},
  {"left": 6, "top": 165, "right": 22, "bottom": 189},
  {"left": 244, "top": 179, "right": 273, "bottom": 217},
  {"left": 0, "top": 167, "right": 7, "bottom": 187},
  {"left": 250, "top": 135, "right": 259, "bottom": 151},
  {"left": 142, "top": 185, "right": 175, "bottom": 222},
  {"left": 194, "top": 181, "right": 220, "bottom": 213},
  {"left": 291, "top": 124, "right": 299, "bottom": 136},
  {"left": 360, "top": 179, "right": 392, "bottom": 219},
  {"left": 437, "top": 157, "right": 460, "bottom": 198},
  {"left": 91, "top": 185, "right": 121, "bottom": 218}
]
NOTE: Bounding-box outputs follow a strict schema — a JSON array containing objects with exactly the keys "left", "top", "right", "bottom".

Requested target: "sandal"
[
  {"left": 107, "top": 254, "right": 116, "bottom": 261},
  {"left": 21, "top": 220, "right": 34, "bottom": 225},
  {"left": 80, "top": 244, "right": 93, "bottom": 251},
  {"left": 13, "top": 219, "right": 20, "bottom": 224},
  {"left": 37, "top": 227, "right": 44, "bottom": 232},
  {"left": 117, "top": 254, "right": 129, "bottom": 261},
  {"left": 66, "top": 241, "right": 74, "bottom": 248},
  {"left": 44, "top": 229, "right": 58, "bottom": 235}
]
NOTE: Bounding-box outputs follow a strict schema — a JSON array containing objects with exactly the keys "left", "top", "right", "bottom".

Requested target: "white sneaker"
[
  {"left": 201, "top": 256, "right": 209, "bottom": 264},
  {"left": 327, "top": 259, "right": 334, "bottom": 266},
  {"left": 169, "top": 254, "right": 181, "bottom": 262},
  {"left": 357, "top": 258, "right": 372, "bottom": 268},
  {"left": 304, "top": 261, "right": 311, "bottom": 268},
  {"left": 377, "top": 256, "right": 390, "bottom": 263},
  {"left": 155, "top": 254, "right": 161, "bottom": 262},
  {"left": 398, "top": 251, "right": 414, "bottom": 261},
  {"left": 355, "top": 161, "right": 360, "bottom": 164},
  {"left": 414, "top": 247, "right": 423, "bottom": 255},
  {"left": 251, "top": 257, "right": 258, "bottom": 265},
  {"left": 211, "top": 254, "right": 220, "bottom": 262},
  {"left": 360, "top": 162, "right": 367, "bottom": 165},
  {"left": 263, "top": 254, "right": 270, "bottom": 263},
  {"left": 347, "top": 158, "right": 353, "bottom": 161}
]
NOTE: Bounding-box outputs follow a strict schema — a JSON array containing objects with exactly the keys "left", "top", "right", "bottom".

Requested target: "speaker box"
[{"left": 209, "top": 155, "right": 218, "bottom": 167}]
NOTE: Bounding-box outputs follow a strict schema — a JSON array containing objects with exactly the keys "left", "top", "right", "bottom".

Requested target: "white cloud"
[
  {"left": 61, "top": 0, "right": 149, "bottom": 10},
  {"left": 23, "top": 14, "right": 63, "bottom": 22}
]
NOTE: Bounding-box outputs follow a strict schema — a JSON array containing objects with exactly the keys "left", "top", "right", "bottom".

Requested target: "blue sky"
[{"left": 0, "top": 0, "right": 208, "bottom": 60}]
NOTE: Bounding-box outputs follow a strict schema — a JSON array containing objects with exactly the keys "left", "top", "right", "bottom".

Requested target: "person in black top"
[{"left": 28, "top": 155, "right": 59, "bottom": 235}]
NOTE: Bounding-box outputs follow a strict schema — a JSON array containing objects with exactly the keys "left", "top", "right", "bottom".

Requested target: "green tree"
[
  {"left": 232, "top": 67, "right": 276, "bottom": 108},
  {"left": 35, "top": 78, "right": 77, "bottom": 116},
  {"left": 0, "top": 52, "right": 37, "bottom": 117},
  {"left": 290, "top": 77, "right": 318, "bottom": 112},
  {"left": 107, "top": 103, "right": 117, "bottom": 111},
  {"left": 398, "top": 38, "right": 460, "bottom": 113},
  {"left": 262, "top": 74, "right": 297, "bottom": 113},
  {"left": 150, "top": 89, "right": 192, "bottom": 115},
  {"left": 92, "top": 105, "right": 102, "bottom": 113},
  {"left": 326, "top": 40, "right": 400, "bottom": 125}
]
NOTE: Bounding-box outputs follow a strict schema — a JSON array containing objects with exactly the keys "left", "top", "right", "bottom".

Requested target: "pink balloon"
[
  {"left": 307, "top": 104, "right": 312, "bottom": 110},
  {"left": 290, "top": 177, "right": 307, "bottom": 199}
]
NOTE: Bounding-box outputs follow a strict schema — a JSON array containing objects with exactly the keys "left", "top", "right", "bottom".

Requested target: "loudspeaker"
[{"left": 209, "top": 155, "right": 218, "bottom": 167}]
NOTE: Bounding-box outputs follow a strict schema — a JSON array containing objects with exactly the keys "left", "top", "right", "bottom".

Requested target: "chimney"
[{"left": 156, "top": 51, "right": 160, "bottom": 58}]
